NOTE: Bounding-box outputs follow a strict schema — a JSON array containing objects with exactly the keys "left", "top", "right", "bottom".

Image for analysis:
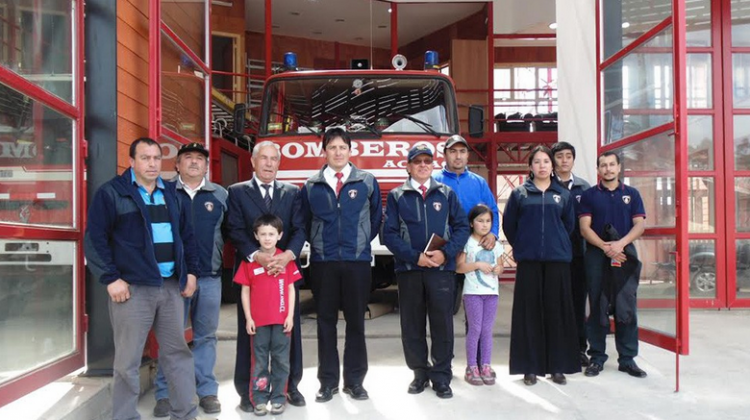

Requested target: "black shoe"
[
  {"left": 199, "top": 395, "right": 221, "bottom": 414},
  {"left": 238, "top": 396, "right": 253, "bottom": 413},
  {"left": 618, "top": 363, "right": 648, "bottom": 378},
  {"left": 153, "top": 398, "right": 171, "bottom": 418},
  {"left": 585, "top": 362, "right": 604, "bottom": 377},
  {"left": 407, "top": 378, "right": 430, "bottom": 394},
  {"left": 580, "top": 351, "right": 590, "bottom": 367},
  {"left": 432, "top": 382, "right": 453, "bottom": 399},
  {"left": 315, "top": 386, "right": 339, "bottom": 403},
  {"left": 523, "top": 374, "right": 537, "bottom": 386},
  {"left": 343, "top": 384, "right": 369, "bottom": 400},
  {"left": 551, "top": 373, "right": 567, "bottom": 385},
  {"left": 286, "top": 389, "right": 307, "bottom": 407}
]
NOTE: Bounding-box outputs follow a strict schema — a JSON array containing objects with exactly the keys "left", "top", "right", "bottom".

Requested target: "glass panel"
[
  {"left": 161, "top": 31, "right": 207, "bottom": 143},
  {"left": 735, "top": 177, "right": 750, "bottom": 232},
  {"left": 635, "top": 236, "right": 676, "bottom": 336},
  {"left": 618, "top": 131, "right": 676, "bottom": 229},
  {"left": 733, "top": 54, "right": 750, "bottom": 108},
  {"left": 688, "top": 177, "right": 715, "bottom": 233},
  {"left": 689, "top": 239, "right": 716, "bottom": 298},
  {"left": 0, "top": 239, "right": 75, "bottom": 384},
  {"left": 161, "top": 0, "right": 206, "bottom": 62},
  {"left": 0, "top": 83, "right": 74, "bottom": 227},
  {"left": 731, "top": 0, "right": 750, "bottom": 47},
  {"left": 688, "top": 115, "right": 713, "bottom": 170},
  {"left": 734, "top": 115, "right": 750, "bottom": 170},
  {"left": 602, "top": 0, "right": 709, "bottom": 57},
  {"left": 687, "top": 54, "right": 711, "bottom": 109},
  {"left": 0, "top": 1, "right": 74, "bottom": 103},
  {"left": 260, "top": 75, "right": 457, "bottom": 136},
  {"left": 602, "top": 27, "right": 673, "bottom": 145},
  {"left": 736, "top": 239, "right": 750, "bottom": 297}
]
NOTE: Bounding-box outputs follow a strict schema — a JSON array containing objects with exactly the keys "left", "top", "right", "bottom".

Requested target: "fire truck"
[{"left": 256, "top": 52, "right": 478, "bottom": 288}]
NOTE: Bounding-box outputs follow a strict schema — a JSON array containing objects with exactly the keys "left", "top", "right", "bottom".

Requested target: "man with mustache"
[{"left": 153, "top": 142, "right": 228, "bottom": 417}]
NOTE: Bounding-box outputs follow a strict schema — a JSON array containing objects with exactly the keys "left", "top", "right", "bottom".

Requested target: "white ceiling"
[{"left": 244, "top": 0, "right": 489, "bottom": 48}]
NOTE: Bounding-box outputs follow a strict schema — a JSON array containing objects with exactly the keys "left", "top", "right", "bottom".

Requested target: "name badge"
[{"left": 253, "top": 267, "right": 265, "bottom": 276}]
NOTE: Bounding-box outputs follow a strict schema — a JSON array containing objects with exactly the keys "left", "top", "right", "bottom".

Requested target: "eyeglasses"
[{"left": 411, "top": 158, "right": 433, "bottom": 165}]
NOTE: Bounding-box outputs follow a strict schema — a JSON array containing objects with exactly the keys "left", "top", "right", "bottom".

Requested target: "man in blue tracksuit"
[
  {"left": 434, "top": 134, "right": 500, "bottom": 374},
  {"left": 383, "top": 145, "right": 470, "bottom": 399},
  {"left": 84, "top": 137, "right": 204, "bottom": 420},
  {"left": 551, "top": 141, "right": 592, "bottom": 367},
  {"left": 300, "top": 128, "right": 382, "bottom": 403},
  {"left": 153, "top": 142, "right": 228, "bottom": 417}
]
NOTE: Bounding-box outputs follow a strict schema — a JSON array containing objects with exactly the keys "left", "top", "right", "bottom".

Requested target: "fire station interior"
[{"left": 3, "top": 0, "right": 750, "bottom": 417}]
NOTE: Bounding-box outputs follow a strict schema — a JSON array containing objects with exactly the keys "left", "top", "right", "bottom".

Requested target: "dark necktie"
[
  {"left": 335, "top": 172, "right": 344, "bottom": 197},
  {"left": 419, "top": 184, "right": 427, "bottom": 199},
  {"left": 261, "top": 184, "right": 272, "bottom": 210}
]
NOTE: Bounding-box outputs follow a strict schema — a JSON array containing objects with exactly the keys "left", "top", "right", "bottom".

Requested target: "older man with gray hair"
[{"left": 225, "top": 141, "right": 307, "bottom": 412}]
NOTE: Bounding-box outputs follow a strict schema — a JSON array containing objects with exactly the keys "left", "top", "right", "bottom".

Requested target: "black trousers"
[
  {"left": 310, "top": 261, "right": 371, "bottom": 388},
  {"left": 234, "top": 282, "right": 303, "bottom": 401},
  {"left": 570, "top": 256, "right": 588, "bottom": 352},
  {"left": 397, "top": 270, "right": 456, "bottom": 384},
  {"left": 509, "top": 261, "right": 581, "bottom": 375}
]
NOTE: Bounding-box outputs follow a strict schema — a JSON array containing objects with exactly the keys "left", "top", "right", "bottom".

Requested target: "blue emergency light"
[
  {"left": 424, "top": 50, "right": 439, "bottom": 70},
  {"left": 284, "top": 52, "right": 298, "bottom": 70}
]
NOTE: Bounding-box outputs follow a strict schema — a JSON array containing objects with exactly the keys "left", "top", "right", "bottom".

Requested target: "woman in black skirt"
[{"left": 502, "top": 145, "right": 581, "bottom": 385}]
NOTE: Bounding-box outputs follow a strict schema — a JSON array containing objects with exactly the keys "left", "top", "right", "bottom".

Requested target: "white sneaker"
[{"left": 270, "top": 402, "right": 286, "bottom": 414}]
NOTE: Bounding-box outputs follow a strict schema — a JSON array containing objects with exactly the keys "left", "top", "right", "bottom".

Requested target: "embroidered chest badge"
[
  {"left": 576, "top": 195, "right": 581, "bottom": 203},
  {"left": 348, "top": 190, "right": 358, "bottom": 199},
  {"left": 204, "top": 202, "right": 214, "bottom": 212},
  {"left": 623, "top": 195, "right": 631, "bottom": 204},
  {"left": 433, "top": 202, "right": 442, "bottom": 211},
  {"left": 553, "top": 194, "right": 561, "bottom": 204}
]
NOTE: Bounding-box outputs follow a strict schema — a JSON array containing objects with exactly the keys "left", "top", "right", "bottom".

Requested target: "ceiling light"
[
  {"left": 335, "top": 18, "right": 345, "bottom": 22},
  {"left": 622, "top": 22, "right": 631, "bottom": 29},
  {"left": 378, "top": 25, "right": 387, "bottom": 29},
  {"left": 388, "top": 8, "right": 392, "bottom": 13},
  {"left": 548, "top": 22, "right": 557, "bottom": 30},
  {"left": 312, "top": 31, "right": 322, "bottom": 35},
  {"left": 290, "top": 11, "right": 300, "bottom": 16}
]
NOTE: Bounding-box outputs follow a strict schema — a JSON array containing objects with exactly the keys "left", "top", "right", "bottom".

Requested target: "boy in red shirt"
[{"left": 234, "top": 214, "right": 302, "bottom": 416}]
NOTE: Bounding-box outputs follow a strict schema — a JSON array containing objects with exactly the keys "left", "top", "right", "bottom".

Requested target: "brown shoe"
[{"left": 199, "top": 395, "right": 221, "bottom": 413}]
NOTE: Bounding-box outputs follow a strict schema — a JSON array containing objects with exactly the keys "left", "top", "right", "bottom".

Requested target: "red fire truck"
[{"left": 256, "top": 53, "right": 472, "bottom": 288}]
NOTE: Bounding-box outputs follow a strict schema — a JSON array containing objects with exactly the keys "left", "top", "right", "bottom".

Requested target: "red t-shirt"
[{"left": 233, "top": 249, "right": 302, "bottom": 327}]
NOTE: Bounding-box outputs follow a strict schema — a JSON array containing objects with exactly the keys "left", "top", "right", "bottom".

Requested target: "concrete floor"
[
  {"left": 3, "top": 284, "right": 750, "bottom": 419},
  {"left": 133, "top": 284, "right": 748, "bottom": 420}
]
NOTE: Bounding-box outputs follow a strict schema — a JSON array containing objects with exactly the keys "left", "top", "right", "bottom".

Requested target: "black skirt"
[{"left": 509, "top": 260, "right": 582, "bottom": 375}]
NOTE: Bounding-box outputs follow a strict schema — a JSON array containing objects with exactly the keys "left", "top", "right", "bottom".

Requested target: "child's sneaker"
[
  {"left": 464, "top": 366, "right": 483, "bottom": 385},
  {"left": 270, "top": 402, "right": 285, "bottom": 415},
  {"left": 254, "top": 403, "right": 268, "bottom": 417},
  {"left": 481, "top": 364, "right": 496, "bottom": 385}
]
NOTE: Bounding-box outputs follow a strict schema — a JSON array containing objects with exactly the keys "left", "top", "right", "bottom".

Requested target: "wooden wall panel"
[
  {"left": 452, "top": 39, "right": 488, "bottom": 134},
  {"left": 246, "top": 31, "right": 390, "bottom": 70},
  {"left": 400, "top": 7, "right": 487, "bottom": 70},
  {"left": 494, "top": 47, "right": 556, "bottom": 64},
  {"left": 212, "top": 1, "right": 245, "bottom": 35},
  {"left": 117, "top": 0, "right": 150, "bottom": 172}
]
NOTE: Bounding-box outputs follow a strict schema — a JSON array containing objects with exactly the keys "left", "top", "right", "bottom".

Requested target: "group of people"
[
  {"left": 84, "top": 130, "right": 647, "bottom": 420},
  {"left": 502, "top": 143, "right": 647, "bottom": 386}
]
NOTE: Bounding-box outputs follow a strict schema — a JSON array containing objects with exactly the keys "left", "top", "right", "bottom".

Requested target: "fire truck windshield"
[{"left": 260, "top": 74, "right": 458, "bottom": 137}]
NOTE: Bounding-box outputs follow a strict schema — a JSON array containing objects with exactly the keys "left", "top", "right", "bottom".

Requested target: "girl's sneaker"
[
  {"left": 481, "top": 365, "right": 496, "bottom": 385},
  {"left": 465, "top": 366, "right": 483, "bottom": 385}
]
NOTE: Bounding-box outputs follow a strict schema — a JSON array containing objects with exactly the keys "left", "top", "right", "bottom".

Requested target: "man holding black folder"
[{"left": 383, "top": 145, "right": 470, "bottom": 399}]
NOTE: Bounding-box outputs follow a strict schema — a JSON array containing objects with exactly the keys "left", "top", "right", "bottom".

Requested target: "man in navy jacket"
[
  {"left": 383, "top": 145, "right": 469, "bottom": 399},
  {"left": 84, "top": 137, "right": 204, "bottom": 420},
  {"left": 152, "top": 142, "right": 228, "bottom": 417},
  {"left": 300, "top": 128, "right": 382, "bottom": 403}
]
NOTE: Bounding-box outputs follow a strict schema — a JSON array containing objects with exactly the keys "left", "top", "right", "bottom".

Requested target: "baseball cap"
[
  {"left": 407, "top": 144, "right": 433, "bottom": 162},
  {"left": 177, "top": 142, "right": 209, "bottom": 158},
  {"left": 444, "top": 134, "right": 468, "bottom": 150}
]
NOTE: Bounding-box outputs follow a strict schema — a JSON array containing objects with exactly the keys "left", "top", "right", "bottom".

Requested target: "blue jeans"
[{"left": 155, "top": 276, "right": 221, "bottom": 400}]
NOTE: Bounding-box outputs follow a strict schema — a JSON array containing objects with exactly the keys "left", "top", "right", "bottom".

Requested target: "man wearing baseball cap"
[
  {"left": 153, "top": 141, "right": 229, "bottom": 417},
  {"left": 383, "top": 144, "right": 469, "bottom": 399}
]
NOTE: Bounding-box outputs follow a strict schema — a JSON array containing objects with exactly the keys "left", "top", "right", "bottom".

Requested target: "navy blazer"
[{"left": 225, "top": 177, "right": 306, "bottom": 268}]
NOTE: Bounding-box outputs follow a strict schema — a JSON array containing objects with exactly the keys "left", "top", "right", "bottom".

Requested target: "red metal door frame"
[
  {"left": 595, "top": 0, "right": 690, "bottom": 376},
  {"left": 0, "top": 0, "right": 86, "bottom": 408}
]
